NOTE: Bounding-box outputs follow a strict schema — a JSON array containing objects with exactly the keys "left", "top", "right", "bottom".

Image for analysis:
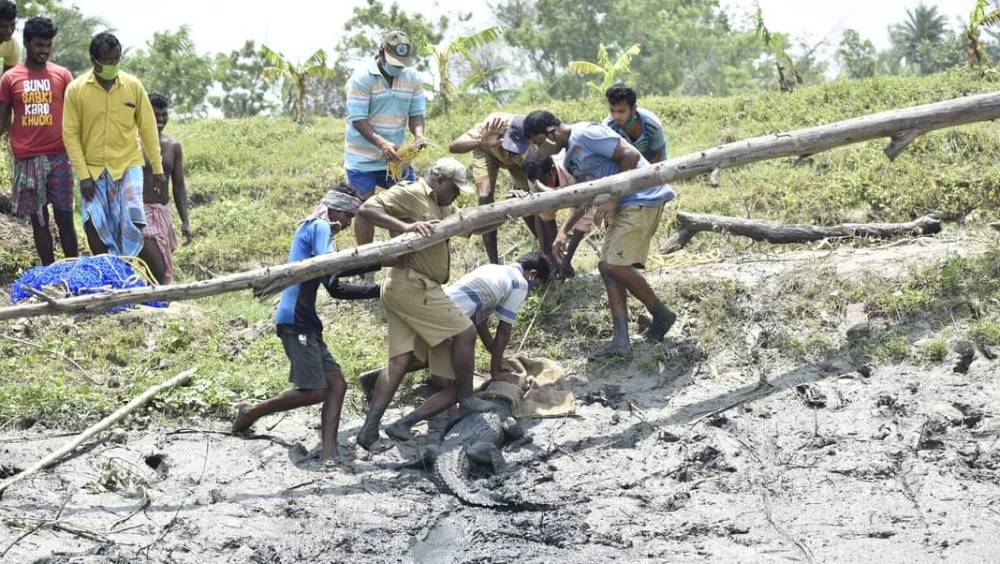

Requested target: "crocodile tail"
[{"left": 431, "top": 447, "right": 507, "bottom": 508}]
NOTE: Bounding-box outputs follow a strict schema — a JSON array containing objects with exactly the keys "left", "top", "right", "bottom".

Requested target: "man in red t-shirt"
[{"left": 0, "top": 16, "right": 77, "bottom": 266}]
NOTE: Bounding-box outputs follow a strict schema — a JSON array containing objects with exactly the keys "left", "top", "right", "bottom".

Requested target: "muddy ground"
[{"left": 2, "top": 239, "right": 999, "bottom": 563}]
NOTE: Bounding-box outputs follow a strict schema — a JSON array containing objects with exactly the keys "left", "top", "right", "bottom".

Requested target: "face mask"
[
  {"left": 537, "top": 137, "right": 560, "bottom": 156},
  {"left": 96, "top": 63, "right": 119, "bottom": 81},
  {"left": 383, "top": 62, "right": 403, "bottom": 77},
  {"left": 624, "top": 111, "right": 639, "bottom": 128}
]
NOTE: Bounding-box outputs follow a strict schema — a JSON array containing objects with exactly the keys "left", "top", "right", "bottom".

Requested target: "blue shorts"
[{"left": 347, "top": 167, "right": 415, "bottom": 196}]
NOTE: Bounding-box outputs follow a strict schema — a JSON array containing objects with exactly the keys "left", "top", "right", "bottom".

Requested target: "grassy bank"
[{"left": 1, "top": 69, "right": 999, "bottom": 427}]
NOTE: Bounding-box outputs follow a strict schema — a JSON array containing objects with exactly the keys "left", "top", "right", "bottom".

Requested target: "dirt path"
[{"left": 1, "top": 237, "right": 998, "bottom": 563}]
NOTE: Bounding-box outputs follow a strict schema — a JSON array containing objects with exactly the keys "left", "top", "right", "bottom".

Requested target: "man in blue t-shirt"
[
  {"left": 603, "top": 84, "right": 666, "bottom": 163},
  {"left": 233, "top": 188, "right": 380, "bottom": 463},
  {"left": 524, "top": 110, "right": 677, "bottom": 358}
]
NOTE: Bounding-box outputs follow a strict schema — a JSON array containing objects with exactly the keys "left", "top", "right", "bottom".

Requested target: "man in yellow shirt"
[
  {"left": 63, "top": 32, "right": 164, "bottom": 258},
  {"left": 0, "top": 1, "right": 20, "bottom": 72}
]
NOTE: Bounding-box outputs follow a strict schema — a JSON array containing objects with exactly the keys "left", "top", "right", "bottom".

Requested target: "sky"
[{"left": 69, "top": 0, "right": 966, "bottom": 64}]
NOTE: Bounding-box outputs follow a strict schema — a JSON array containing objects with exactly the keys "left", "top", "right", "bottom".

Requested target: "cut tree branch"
[
  {"left": 0, "top": 368, "right": 196, "bottom": 499},
  {"left": 1, "top": 92, "right": 999, "bottom": 321},
  {"left": 660, "top": 212, "right": 941, "bottom": 254}
]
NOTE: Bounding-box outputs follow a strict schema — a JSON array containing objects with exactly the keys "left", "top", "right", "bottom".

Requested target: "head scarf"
[{"left": 302, "top": 189, "right": 362, "bottom": 223}]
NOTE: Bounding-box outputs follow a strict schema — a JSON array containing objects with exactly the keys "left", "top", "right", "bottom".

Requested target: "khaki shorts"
[
  {"left": 600, "top": 204, "right": 665, "bottom": 268},
  {"left": 382, "top": 268, "right": 472, "bottom": 379},
  {"left": 472, "top": 149, "right": 528, "bottom": 192}
]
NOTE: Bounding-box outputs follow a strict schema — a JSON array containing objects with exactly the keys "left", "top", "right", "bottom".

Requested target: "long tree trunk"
[{"left": 1, "top": 91, "right": 999, "bottom": 322}]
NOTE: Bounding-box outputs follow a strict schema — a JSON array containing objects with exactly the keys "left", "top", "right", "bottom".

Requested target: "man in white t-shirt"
[{"left": 362, "top": 253, "right": 552, "bottom": 441}]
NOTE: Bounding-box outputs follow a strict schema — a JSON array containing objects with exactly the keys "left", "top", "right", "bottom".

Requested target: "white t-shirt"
[{"left": 446, "top": 263, "right": 529, "bottom": 326}]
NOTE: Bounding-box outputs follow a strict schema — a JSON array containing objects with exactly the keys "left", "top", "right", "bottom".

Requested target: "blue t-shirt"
[
  {"left": 564, "top": 122, "right": 675, "bottom": 208},
  {"left": 604, "top": 107, "right": 667, "bottom": 162},
  {"left": 275, "top": 219, "right": 333, "bottom": 333}
]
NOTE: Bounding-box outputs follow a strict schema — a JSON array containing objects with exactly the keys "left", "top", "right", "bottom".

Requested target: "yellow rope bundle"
[{"left": 387, "top": 141, "right": 430, "bottom": 181}]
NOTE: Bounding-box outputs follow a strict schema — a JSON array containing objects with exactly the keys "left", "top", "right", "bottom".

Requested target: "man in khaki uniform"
[
  {"left": 355, "top": 157, "right": 491, "bottom": 450},
  {"left": 449, "top": 113, "right": 530, "bottom": 264}
]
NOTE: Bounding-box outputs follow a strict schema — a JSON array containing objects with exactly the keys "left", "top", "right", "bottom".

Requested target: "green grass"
[
  {"left": 970, "top": 320, "right": 1000, "bottom": 347},
  {"left": 918, "top": 338, "right": 950, "bottom": 363},
  {"left": 3, "top": 69, "right": 1000, "bottom": 426}
]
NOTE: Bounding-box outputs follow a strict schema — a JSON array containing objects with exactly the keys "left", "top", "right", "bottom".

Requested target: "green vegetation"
[
  {"left": 918, "top": 338, "right": 951, "bottom": 363},
  {"left": 569, "top": 43, "right": 642, "bottom": 95}
]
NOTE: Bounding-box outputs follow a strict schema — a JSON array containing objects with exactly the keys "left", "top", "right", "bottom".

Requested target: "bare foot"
[
  {"left": 231, "top": 402, "right": 254, "bottom": 435},
  {"left": 644, "top": 309, "right": 677, "bottom": 343},
  {"left": 384, "top": 419, "right": 416, "bottom": 441},
  {"left": 356, "top": 422, "right": 380, "bottom": 451},
  {"left": 589, "top": 340, "right": 633, "bottom": 359}
]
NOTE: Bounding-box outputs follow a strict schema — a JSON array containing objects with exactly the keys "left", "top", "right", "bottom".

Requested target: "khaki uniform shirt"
[{"left": 368, "top": 179, "right": 454, "bottom": 284}]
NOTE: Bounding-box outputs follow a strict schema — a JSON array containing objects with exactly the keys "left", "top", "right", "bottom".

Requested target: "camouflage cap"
[{"left": 381, "top": 30, "right": 415, "bottom": 67}]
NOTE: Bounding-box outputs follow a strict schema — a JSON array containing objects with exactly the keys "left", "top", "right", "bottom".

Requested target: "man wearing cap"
[
  {"left": 524, "top": 110, "right": 678, "bottom": 359},
  {"left": 344, "top": 30, "right": 427, "bottom": 249},
  {"left": 355, "top": 157, "right": 494, "bottom": 450},
  {"left": 449, "top": 113, "right": 530, "bottom": 264},
  {"left": 233, "top": 187, "right": 380, "bottom": 463}
]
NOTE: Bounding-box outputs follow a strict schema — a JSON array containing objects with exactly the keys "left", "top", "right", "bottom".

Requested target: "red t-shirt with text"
[{"left": 0, "top": 62, "right": 73, "bottom": 159}]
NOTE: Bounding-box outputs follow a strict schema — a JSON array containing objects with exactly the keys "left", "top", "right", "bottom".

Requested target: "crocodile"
[{"left": 423, "top": 396, "right": 523, "bottom": 508}]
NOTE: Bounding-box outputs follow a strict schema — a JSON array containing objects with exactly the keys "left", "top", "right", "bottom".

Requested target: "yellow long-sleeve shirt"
[{"left": 62, "top": 70, "right": 163, "bottom": 181}]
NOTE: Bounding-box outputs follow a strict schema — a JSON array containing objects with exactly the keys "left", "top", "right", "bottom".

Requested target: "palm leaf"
[
  {"left": 449, "top": 26, "right": 504, "bottom": 56},
  {"left": 262, "top": 67, "right": 286, "bottom": 82},
  {"left": 596, "top": 44, "right": 611, "bottom": 69},
  {"left": 303, "top": 49, "right": 328, "bottom": 71},
  {"left": 981, "top": 8, "right": 1000, "bottom": 28},
  {"left": 568, "top": 60, "right": 606, "bottom": 75},
  {"left": 260, "top": 45, "right": 289, "bottom": 72},
  {"left": 457, "top": 65, "right": 504, "bottom": 93},
  {"left": 971, "top": 0, "right": 989, "bottom": 26},
  {"left": 611, "top": 43, "right": 641, "bottom": 75}
]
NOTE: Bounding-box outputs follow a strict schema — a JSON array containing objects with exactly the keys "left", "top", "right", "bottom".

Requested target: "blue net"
[{"left": 10, "top": 255, "right": 168, "bottom": 313}]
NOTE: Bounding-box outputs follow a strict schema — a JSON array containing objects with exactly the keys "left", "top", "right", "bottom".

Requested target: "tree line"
[{"left": 21, "top": 0, "right": 1000, "bottom": 119}]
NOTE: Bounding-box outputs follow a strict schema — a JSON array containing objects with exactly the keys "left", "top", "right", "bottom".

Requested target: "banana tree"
[
  {"left": 755, "top": 5, "right": 800, "bottom": 92},
  {"left": 966, "top": 0, "right": 1000, "bottom": 66},
  {"left": 569, "top": 43, "right": 641, "bottom": 95},
  {"left": 261, "top": 46, "right": 330, "bottom": 123},
  {"left": 424, "top": 26, "right": 505, "bottom": 108}
]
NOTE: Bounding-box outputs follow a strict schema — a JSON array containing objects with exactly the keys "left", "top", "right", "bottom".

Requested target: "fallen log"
[
  {"left": 0, "top": 368, "right": 196, "bottom": 499},
  {"left": 1, "top": 91, "right": 999, "bottom": 321},
  {"left": 660, "top": 212, "right": 941, "bottom": 254}
]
